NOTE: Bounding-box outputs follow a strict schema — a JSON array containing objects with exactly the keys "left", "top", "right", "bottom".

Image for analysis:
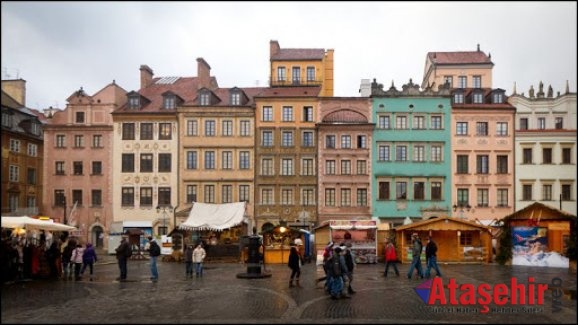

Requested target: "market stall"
[
  {"left": 314, "top": 220, "right": 378, "bottom": 264},
  {"left": 260, "top": 225, "right": 305, "bottom": 264}
]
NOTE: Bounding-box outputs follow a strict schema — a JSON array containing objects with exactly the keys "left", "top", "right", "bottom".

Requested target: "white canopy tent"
[
  {"left": 178, "top": 202, "right": 248, "bottom": 231},
  {"left": 1, "top": 216, "right": 77, "bottom": 231}
]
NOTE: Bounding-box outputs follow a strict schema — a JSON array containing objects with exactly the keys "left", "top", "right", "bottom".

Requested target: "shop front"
[
  {"left": 261, "top": 225, "right": 306, "bottom": 264},
  {"left": 314, "top": 220, "right": 378, "bottom": 264}
]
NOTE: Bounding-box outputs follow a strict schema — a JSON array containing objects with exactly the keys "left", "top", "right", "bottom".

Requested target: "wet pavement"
[{"left": 1, "top": 255, "right": 576, "bottom": 324}]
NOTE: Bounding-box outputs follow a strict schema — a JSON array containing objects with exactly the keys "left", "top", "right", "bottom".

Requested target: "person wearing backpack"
[
  {"left": 326, "top": 246, "right": 351, "bottom": 299},
  {"left": 115, "top": 236, "right": 130, "bottom": 281},
  {"left": 146, "top": 236, "right": 161, "bottom": 281},
  {"left": 383, "top": 237, "right": 400, "bottom": 277}
]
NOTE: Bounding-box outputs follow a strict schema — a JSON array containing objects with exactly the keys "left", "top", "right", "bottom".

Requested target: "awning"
[
  {"left": 123, "top": 221, "right": 153, "bottom": 228},
  {"left": 179, "top": 202, "right": 246, "bottom": 231},
  {"left": 1, "top": 216, "right": 77, "bottom": 231}
]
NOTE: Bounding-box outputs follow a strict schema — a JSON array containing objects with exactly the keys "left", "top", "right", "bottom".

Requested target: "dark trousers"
[
  {"left": 117, "top": 257, "right": 127, "bottom": 279},
  {"left": 384, "top": 260, "right": 399, "bottom": 276}
]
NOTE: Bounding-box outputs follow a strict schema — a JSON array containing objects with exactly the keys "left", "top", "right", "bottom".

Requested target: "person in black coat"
[{"left": 288, "top": 245, "right": 301, "bottom": 287}]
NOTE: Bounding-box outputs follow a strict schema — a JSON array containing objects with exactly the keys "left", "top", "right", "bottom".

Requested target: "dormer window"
[
  {"left": 473, "top": 91, "right": 484, "bottom": 104},
  {"left": 163, "top": 95, "right": 176, "bottom": 109},
  {"left": 200, "top": 93, "right": 210, "bottom": 106},
  {"left": 1, "top": 111, "right": 12, "bottom": 128},
  {"left": 473, "top": 76, "right": 482, "bottom": 88},
  {"left": 31, "top": 122, "right": 41, "bottom": 136},
  {"left": 231, "top": 92, "right": 241, "bottom": 106},
  {"left": 454, "top": 92, "right": 464, "bottom": 104},
  {"left": 128, "top": 95, "right": 140, "bottom": 109},
  {"left": 492, "top": 92, "right": 504, "bottom": 104}
]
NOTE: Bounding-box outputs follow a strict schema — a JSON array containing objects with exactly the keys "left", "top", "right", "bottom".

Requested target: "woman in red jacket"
[{"left": 384, "top": 238, "right": 399, "bottom": 277}]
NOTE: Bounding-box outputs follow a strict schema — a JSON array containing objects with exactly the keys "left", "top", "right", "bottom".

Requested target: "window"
[
  {"left": 497, "top": 189, "right": 508, "bottom": 207},
  {"left": 92, "top": 161, "right": 102, "bottom": 175},
  {"left": 326, "top": 135, "right": 336, "bottom": 149},
  {"left": 141, "top": 123, "right": 153, "bottom": 140},
  {"left": 493, "top": 92, "right": 504, "bottom": 104},
  {"left": 222, "top": 120, "right": 233, "bottom": 136},
  {"left": 262, "top": 131, "right": 273, "bottom": 147},
  {"left": 522, "top": 184, "right": 533, "bottom": 201},
  {"left": 27, "top": 168, "right": 36, "bottom": 185},
  {"left": 76, "top": 112, "right": 85, "bottom": 123},
  {"left": 72, "top": 190, "right": 83, "bottom": 206},
  {"left": 262, "top": 106, "right": 273, "bottom": 122},
  {"left": 73, "top": 161, "right": 83, "bottom": 175},
  {"left": 341, "top": 160, "right": 351, "bottom": 175},
  {"left": 431, "top": 145, "right": 442, "bottom": 162},
  {"left": 231, "top": 93, "right": 241, "bottom": 106},
  {"left": 140, "top": 187, "right": 152, "bottom": 206},
  {"left": 292, "top": 67, "right": 301, "bottom": 84},
  {"left": 239, "top": 151, "right": 250, "bottom": 169},
  {"left": 414, "top": 145, "right": 425, "bottom": 162},
  {"left": 200, "top": 93, "right": 210, "bottom": 106},
  {"left": 357, "top": 189, "right": 368, "bottom": 206},
  {"left": 396, "top": 116, "right": 407, "bottom": 129},
  {"left": 240, "top": 120, "right": 250, "bottom": 136},
  {"left": 281, "top": 189, "right": 293, "bottom": 206},
  {"left": 163, "top": 96, "right": 176, "bottom": 109},
  {"left": 140, "top": 154, "right": 153, "bottom": 172},
  {"left": 222, "top": 151, "right": 232, "bottom": 169},
  {"left": 2, "top": 112, "right": 12, "bottom": 128},
  {"left": 542, "top": 148, "right": 553, "bottom": 164},
  {"left": 282, "top": 106, "right": 293, "bottom": 121},
  {"left": 562, "top": 148, "right": 572, "bottom": 164},
  {"left": 302, "top": 131, "right": 314, "bottom": 147},
  {"left": 473, "top": 75, "right": 481, "bottom": 88},
  {"left": 239, "top": 185, "right": 250, "bottom": 202},
  {"left": 158, "top": 187, "right": 171, "bottom": 205},
  {"left": 186, "top": 151, "right": 197, "bottom": 169},
  {"left": 158, "top": 153, "right": 171, "bottom": 172},
  {"left": 431, "top": 116, "right": 442, "bottom": 129},
  {"left": 27, "top": 144, "right": 38, "bottom": 157},
  {"left": 325, "top": 160, "right": 336, "bottom": 175},
  {"left": 496, "top": 122, "right": 508, "bottom": 136},
  {"left": 341, "top": 189, "right": 351, "bottom": 206},
  {"left": 561, "top": 184, "right": 572, "bottom": 201},
  {"left": 476, "top": 155, "right": 489, "bottom": 174},
  {"left": 54, "top": 190, "right": 65, "bottom": 207},
  {"left": 303, "top": 106, "right": 313, "bottom": 122},
  {"left": 456, "top": 122, "right": 468, "bottom": 135},
  {"left": 325, "top": 189, "right": 336, "bottom": 206},
  {"left": 496, "top": 155, "right": 508, "bottom": 174},
  {"left": 186, "top": 185, "right": 197, "bottom": 203},
  {"left": 261, "top": 158, "right": 274, "bottom": 175},
  {"left": 538, "top": 117, "right": 546, "bottom": 130},
  {"left": 306, "top": 66, "right": 315, "bottom": 81},
  {"left": 122, "top": 123, "right": 135, "bottom": 140},
  {"left": 302, "top": 158, "right": 314, "bottom": 176},
  {"left": 282, "top": 131, "right": 293, "bottom": 147},
  {"left": 523, "top": 148, "right": 533, "bottom": 164},
  {"left": 56, "top": 135, "right": 66, "bottom": 148},
  {"left": 396, "top": 182, "right": 407, "bottom": 200},
  {"left": 261, "top": 189, "right": 273, "bottom": 205},
  {"left": 457, "top": 155, "right": 469, "bottom": 174},
  {"left": 431, "top": 182, "right": 442, "bottom": 200},
  {"left": 542, "top": 184, "right": 553, "bottom": 201},
  {"left": 519, "top": 118, "right": 528, "bottom": 130},
  {"left": 476, "top": 122, "right": 488, "bottom": 136},
  {"left": 414, "top": 182, "right": 425, "bottom": 200},
  {"left": 92, "top": 190, "right": 102, "bottom": 207},
  {"left": 413, "top": 116, "right": 425, "bottom": 129},
  {"left": 222, "top": 185, "right": 233, "bottom": 203},
  {"left": 302, "top": 188, "right": 314, "bottom": 206},
  {"left": 454, "top": 93, "right": 464, "bottom": 104},
  {"left": 477, "top": 189, "right": 489, "bottom": 207},
  {"left": 378, "top": 145, "right": 390, "bottom": 161},
  {"left": 281, "top": 158, "right": 293, "bottom": 175},
  {"left": 9, "top": 139, "right": 20, "bottom": 152},
  {"left": 457, "top": 188, "right": 469, "bottom": 206},
  {"left": 205, "top": 120, "right": 216, "bottom": 136},
  {"left": 159, "top": 123, "right": 172, "bottom": 140},
  {"left": 395, "top": 145, "right": 407, "bottom": 161},
  {"left": 55, "top": 162, "right": 65, "bottom": 175},
  {"left": 128, "top": 96, "right": 140, "bottom": 109},
  {"left": 458, "top": 76, "right": 467, "bottom": 88},
  {"left": 204, "top": 151, "right": 215, "bottom": 170},
  {"left": 443, "top": 76, "right": 453, "bottom": 87},
  {"left": 555, "top": 117, "right": 563, "bottom": 129},
  {"left": 357, "top": 135, "right": 366, "bottom": 149},
  {"left": 74, "top": 135, "right": 84, "bottom": 148},
  {"left": 459, "top": 232, "right": 473, "bottom": 246},
  {"left": 378, "top": 182, "right": 390, "bottom": 200},
  {"left": 92, "top": 135, "right": 103, "bottom": 148},
  {"left": 277, "top": 67, "right": 286, "bottom": 82},
  {"left": 341, "top": 135, "right": 351, "bottom": 149},
  {"left": 187, "top": 120, "right": 198, "bottom": 136},
  {"left": 378, "top": 115, "right": 391, "bottom": 129},
  {"left": 122, "top": 187, "right": 135, "bottom": 207},
  {"left": 357, "top": 160, "right": 367, "bottom": 175}
]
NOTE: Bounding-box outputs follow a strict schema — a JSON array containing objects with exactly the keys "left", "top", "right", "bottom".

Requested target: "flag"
[{"left": 68, "top": 201, "right": 78, "bottom": 227}]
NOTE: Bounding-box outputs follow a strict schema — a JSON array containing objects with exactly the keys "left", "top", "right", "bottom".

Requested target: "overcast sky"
[{"left": 2, "top": 2, "right": 576, "bottom": 110}]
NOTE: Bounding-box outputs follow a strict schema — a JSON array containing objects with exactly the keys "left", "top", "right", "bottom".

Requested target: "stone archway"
[{"left": 91, "top": 225, "right": 104, "bottom": 248}]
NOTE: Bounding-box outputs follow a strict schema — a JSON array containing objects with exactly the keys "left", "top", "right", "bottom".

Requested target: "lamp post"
[
  {"left": 62, "top": 195, "right": 67, "bottom": 225},
  {"left": 156, "top": 204, "right": 173, "bottom": 236},
  {"left": 452, "top": 203, "right": 471, "bottom": 219}
]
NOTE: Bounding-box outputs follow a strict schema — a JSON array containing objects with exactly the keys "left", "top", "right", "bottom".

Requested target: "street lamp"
[
  {"left": 156, "top": 204, "right": 173, "bottom": 236},
  {"left": 452, "top": 203, "right": 471, "bottom": 219}
]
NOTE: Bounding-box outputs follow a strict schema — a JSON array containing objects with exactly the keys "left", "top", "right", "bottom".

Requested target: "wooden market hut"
[
  {"left": 395, "top": 216, "right": 493, "bottom": 264},
  {"left": 501, "top": 202, "right": 576, "bottom": 256}
]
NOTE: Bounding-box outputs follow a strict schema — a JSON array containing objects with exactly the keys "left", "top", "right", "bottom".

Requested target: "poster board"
[{"left": 511, "top": 226, "right": 569, "bottom": 268}]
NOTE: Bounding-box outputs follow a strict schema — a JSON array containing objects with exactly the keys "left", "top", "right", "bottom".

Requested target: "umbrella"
[{"left": 1, "top": 216, "right": 77, "bottom": 231}]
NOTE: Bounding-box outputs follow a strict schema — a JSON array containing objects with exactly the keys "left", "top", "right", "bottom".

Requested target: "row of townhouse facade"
[{"left": 2, "top": 41, "right": 575, "bottom": 251}]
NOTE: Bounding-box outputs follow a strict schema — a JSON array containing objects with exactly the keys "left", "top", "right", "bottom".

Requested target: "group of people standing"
[{"left": 314, "top": 241, "right": 356, "bottom": 300}]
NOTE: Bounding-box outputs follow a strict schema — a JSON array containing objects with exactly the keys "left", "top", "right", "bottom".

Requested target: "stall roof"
[
  {"left": 179, "top": 202, "right": 247, "bottom": 231},
  {"left": 313, "top": 219, "right": 377, "bottom": 230},
  {"left": 395, "top": 216, "right": 491, "bottom": 232},
  {"left": 502, "top": 202, "right": 576, "bottom": 222}
]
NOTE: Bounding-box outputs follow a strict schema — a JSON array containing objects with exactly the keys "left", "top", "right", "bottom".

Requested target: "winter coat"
[
  {"left": 83, "top": 244, "right": 97, "bottom": 264},
  {"left": 71, "top": 246, "right": 85, "bottom": 264},
  {"left": 184, "top": 246, "right": 193, "bottom": 262},
  {"left": 411, "top": 237, "right": 423, "bottom": 257},
  {"left": 288, "top": 246, "right": 301, "bottom": 270},
  {"left": 385, "top": 243, "right": 397, "bottom": 262},
  {"left": 192, "top": 246, "right": 206, "bottom": 263},
  {"left": 425, "top": 240, "right": 438, "bottom": 259}
]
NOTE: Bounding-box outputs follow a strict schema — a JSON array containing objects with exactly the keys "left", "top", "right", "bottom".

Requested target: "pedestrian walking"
[
  {"left": 45, "top": 240, "right": 61, "bottom": 280},
  {"left": 61, "top": 237, "right": 75, "bottom": 280},
  {"left": 192, "top": 243, "right": 206, "bottom": 277},
  {"left": 383, "top": 238, "right": 400, "bottom": 277},
  {"left": 315, "top": 241, "right": 334, "bottom": 289},
  {"left": 425, "top": 236, "right": 442, "bottom": 278},
  {"left": 343, "top": 243, "right": 356, "bottom": 294},
  {"left": 288, "top": 245, "right": 301, "bottom": 287},
  {"left": 70, "top": 243, "right": 85, "bottom": 281},
  {"left": 325, "top": 246, "right": 351, "bottom": 299},
  {"left": 406, "top": 233, "right": 424, "bottom": 280},
  {"left": 80, "top": 243, "right": 97, "bottom": 279},
  {"left": 115, "top": 236, "right": 131, "bottom": 281},
  {"left": 184, "top": 244, "right": 194, "bottom": 278},
  {"left": 146, "top": 236, "right": 161, "bottom": 281}
]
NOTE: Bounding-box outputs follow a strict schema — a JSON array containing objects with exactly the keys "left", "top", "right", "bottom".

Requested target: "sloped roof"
[
  {"left": 395, "top": 216, "right": 491, "bottom": 232},
  {"left": 271, "top": 48, "right": 325, "bottom": 61},
  {"left": 427, "top": 51, "right": 493, "bottom": 65},
  {"left": 502, "top": 202, "right": 576, "bottom": 221},
  {"left": 179, "top": 202, "right": 247, "bottom": 231}
]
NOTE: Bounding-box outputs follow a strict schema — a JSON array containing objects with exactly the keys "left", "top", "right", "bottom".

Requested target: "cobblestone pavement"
[{"left": 1, "top": 256, "right": 576, "bottom": 324}]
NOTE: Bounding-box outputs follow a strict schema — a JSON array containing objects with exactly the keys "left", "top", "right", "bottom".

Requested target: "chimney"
[
  {"left": 197, "top": 58, "right": 211, "bottom": 89},
  {"left": 140, "top": 65, "right": 154, "bottom": 89},
  {"left": 270, "top": 40, "right": 280, "bottom": 59},
  {"left": 1, "top": 79, "right": 26, "bottom": 106}
]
